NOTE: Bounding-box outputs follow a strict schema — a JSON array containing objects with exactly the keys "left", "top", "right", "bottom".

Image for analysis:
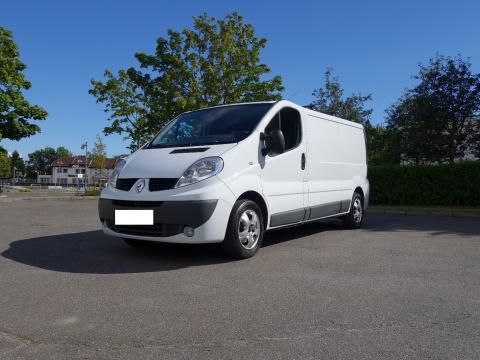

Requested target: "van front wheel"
[
  {"left": 222, "top": 199, "right": 264, "bottom": 259},
  {"left": 342, "top": 192, "right": 364, "bottom": 229}
]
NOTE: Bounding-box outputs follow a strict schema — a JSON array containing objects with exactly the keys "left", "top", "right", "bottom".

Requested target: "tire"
[
  {"left": 222, "top": 199, "right": 264, "bottom": 259},
  {"left": 123, "top": 238, "right": 153, "bottom": 247},
  {"left": 342, "top": 191, "right": 364, "bottom": 229}
]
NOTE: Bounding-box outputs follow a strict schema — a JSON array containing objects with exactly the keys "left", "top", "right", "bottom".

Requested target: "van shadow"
[
  {"left": 1, "top": 231, "right": 230, "bottom": 274},
  {"left": 4, "top": 214, "right": 475, "bottom": 275},
  {"left": 262, "top": 219, "right": 346, "bottom": 247},
  {"left": 2, "top": 223, "right": 338, "bottom": 274},
  {"left": 360, "top": 212, "right": 480, "bottom": 237}
]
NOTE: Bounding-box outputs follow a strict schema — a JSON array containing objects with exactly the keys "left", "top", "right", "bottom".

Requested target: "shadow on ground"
[
  {"left": 1, "top": 221, "right": 340, "bottom": 274},
  {"left": 262, "top": 219, "right": 346, "bottom": 247},
  {"left": 361, "top": 212, "right": 480, "bottom": 237},
  {"left": 1, "top": 230, "right": 227, "bottom": 274},
  {"left": 2, "top": 213, "right": 478, "bottom": 274}
]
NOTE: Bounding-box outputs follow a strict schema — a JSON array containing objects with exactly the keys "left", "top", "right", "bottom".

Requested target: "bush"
[
  {"left": 19, "top": 188, "right": 30, "bottom": 193},
  {"left": 368, "top": 161, "right": 480, "bottom": 206}
]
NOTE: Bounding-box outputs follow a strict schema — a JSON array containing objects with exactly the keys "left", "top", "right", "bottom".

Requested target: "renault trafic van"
[{"left": 98, "top": 100, "right": 369, "bottom": 259}]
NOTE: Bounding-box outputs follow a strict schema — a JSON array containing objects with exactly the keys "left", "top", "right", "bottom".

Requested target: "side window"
[{"left": 265, "top": 107, "right": 302, "bottom": 152}]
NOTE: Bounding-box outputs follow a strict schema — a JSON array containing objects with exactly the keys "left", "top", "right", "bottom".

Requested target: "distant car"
[{"left": 98, "top": 100, "right": 369, "bottom": 259}]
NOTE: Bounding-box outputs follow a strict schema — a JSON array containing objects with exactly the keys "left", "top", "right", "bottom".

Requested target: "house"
[
  {"left": 37, "top": 174, "right": 53, "bottom": 184},
  {"left": 44, "top": 156, "right": 121, "bottom": 186}
]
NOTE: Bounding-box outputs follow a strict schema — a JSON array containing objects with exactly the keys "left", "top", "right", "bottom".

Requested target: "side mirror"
[{"left": 261, "top": 130, "right": 285, "bottom": 156}]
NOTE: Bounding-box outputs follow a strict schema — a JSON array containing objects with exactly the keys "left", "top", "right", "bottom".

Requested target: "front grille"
[
  {"left": 112, "top": 200, "right": 164, "bottom": 207},
  {"left": 106, "top": 221, "right": 183, "bottom": 237},
  {"left": 149, "top": 178, "right": 178, "bottom": 191},
  {"left": 116, "top": 178, "right": 138, "bottom": 191}
]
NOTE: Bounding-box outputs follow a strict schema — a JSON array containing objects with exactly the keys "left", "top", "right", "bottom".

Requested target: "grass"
[{"left": 81, "top": 189, "right": 101, "bottom": 196}]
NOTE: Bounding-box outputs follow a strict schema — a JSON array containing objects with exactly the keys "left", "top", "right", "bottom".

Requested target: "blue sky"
[{"left": 1, "top": 0, "right": 479, "bottom": 157}]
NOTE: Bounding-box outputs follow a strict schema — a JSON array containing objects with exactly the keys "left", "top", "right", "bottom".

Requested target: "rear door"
[{"left": 260, "top": 107, "right": 307, "bottom": 227}]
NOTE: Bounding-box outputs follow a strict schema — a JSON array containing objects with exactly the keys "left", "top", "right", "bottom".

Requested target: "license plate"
[{"left": 115, "top": 210, "right": 154, "bottom": 225}]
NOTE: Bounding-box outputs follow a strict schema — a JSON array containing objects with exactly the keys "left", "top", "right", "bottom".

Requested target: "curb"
[
  {"left": 0, "top": 196, "right": 99, "bottom": 203},
  {"left": 368, "top": 208, "right": 480, "bottom": 219}
]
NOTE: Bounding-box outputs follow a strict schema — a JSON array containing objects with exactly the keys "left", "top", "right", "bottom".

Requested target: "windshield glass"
[{"left": 147, "top": 103, "right": 273, "bottom": 148}]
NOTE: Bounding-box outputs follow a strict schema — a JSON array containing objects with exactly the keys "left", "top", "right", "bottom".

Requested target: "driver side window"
[{"left": 265, "top": 107, "right": 302, "bottom": 152}]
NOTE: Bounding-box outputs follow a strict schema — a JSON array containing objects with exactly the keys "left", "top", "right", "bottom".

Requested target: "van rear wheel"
[
  {"left": 342, "top": 192, "right": 364, "bottom": 229},
  {"left": 222, "top": 199, "right": 264, "bottom": 259}
]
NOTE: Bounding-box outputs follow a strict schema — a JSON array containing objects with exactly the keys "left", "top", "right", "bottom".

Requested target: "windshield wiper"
[
  {"left": 148, "top": 140, "right": 236, "bottom": 149},
  {"left": 148, "top": 143, "right": 194, "bottom": 149}
]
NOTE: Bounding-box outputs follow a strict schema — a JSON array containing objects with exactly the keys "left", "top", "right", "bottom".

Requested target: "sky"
[{"left": 1, "top": 0, "right": 479, "bottom": 157}]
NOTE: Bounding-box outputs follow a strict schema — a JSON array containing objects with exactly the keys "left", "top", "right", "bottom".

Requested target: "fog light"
[{"left": 183, "top": 226, "right": 194, "bottom": 237}]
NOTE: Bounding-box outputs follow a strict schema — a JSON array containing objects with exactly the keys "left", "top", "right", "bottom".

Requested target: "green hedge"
[{"left": 368, "top": 161, "right": 480, "bottom": 206}]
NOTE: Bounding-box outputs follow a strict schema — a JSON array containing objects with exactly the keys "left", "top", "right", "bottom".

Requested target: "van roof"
[
  {"left": 276, "top": 100, "right": 364, "bottom": 129},
  {"left": 182, "top": 100, "right": 364, "bottom": 129},
  {"left": 182, "top": 101, "right": 277, "bottom": 113}
]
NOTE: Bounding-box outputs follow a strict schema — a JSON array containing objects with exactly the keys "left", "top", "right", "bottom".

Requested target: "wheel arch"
[
  {"left": 354, "top": 186, "right": 365, "bottom": 204},
  {"left": 237, "top": 191, "right": 269, "bottom": 228}
]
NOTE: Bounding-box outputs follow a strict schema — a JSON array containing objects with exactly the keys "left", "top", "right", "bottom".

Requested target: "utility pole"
[{"left": 81, "top": 141, "right": 88, "bottom": 190}]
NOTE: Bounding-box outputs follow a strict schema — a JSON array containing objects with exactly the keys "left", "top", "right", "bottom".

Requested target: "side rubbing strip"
[
  {"left": 308, "top": 202, "right": 341, "bottom": 220},
  {"left": 340, "top": 200, "right": 351, "bottom": 213},
  {"left": 304, "top": 207, "right": 311, "bottom": 221},
  {"left": 270, "top": 208, "right": 306, "bottom": 227},
  {"left": 269, "top": 199, "right": 353, "bottom": 228}
]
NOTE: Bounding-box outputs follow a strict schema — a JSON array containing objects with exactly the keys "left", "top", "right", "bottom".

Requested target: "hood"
[{"left": 118, "top": 143, "right": 237, "bottom": 179}]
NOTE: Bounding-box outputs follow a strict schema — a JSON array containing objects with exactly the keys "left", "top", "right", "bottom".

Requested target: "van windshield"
[{"left": 147, "top": 103, "right": 273, "bottom": 148}]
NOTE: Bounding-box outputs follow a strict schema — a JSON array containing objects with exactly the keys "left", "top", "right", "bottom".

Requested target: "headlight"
[
  {"left": 175, "top": 157, "right": 224, "bottom": 188},
  {"left": 109, "top": 159, "right": 126, "bottom": 188}
]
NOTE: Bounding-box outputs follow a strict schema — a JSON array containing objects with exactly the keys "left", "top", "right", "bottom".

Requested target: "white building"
[{"left": 39, "top": 156, "right": 120, "bottom": 186}]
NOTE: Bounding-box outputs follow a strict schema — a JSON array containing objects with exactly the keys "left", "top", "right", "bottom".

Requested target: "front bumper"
[
  {"left": 98, "top": 197, "right": 233, "bottom": 244},
  {"left": 98, "top": 175, "right": 236, "bottom": 243}
]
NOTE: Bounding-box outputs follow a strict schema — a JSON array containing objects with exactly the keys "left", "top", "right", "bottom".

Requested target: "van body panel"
[
  {"left": 302, "top": 109, "right": 368, "bottom": 222},
  {"left": 216, "top": 132, "right": 264, "bottom": 198},
  {"left": 255, "top": 103, "right": 308, "bottom": 226}
]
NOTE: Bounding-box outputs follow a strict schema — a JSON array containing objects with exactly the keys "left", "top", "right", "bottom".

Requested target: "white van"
[{"left": 99, "top": 100, "right": 369, "bottom": 258}]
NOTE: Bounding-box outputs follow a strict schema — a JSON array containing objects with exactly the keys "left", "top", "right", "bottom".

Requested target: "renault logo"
[{"left": 136, "top": 179, "right": 146, "bottom": 193}]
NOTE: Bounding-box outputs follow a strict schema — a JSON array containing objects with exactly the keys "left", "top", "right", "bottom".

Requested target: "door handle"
[{"left": 301, "top": 153, "right": 306, "bottom": 170}]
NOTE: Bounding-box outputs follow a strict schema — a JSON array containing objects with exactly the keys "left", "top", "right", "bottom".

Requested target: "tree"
[
  {"left": 90, "top": 12, "right": 284, "bottom": 151},
  {"left": 90, "top": 134, "right": 107, "bottom": 171},
  {"left": 0, "top": 148, "right": 10, "bottom": 178},
  {"left": 386, "top": 54, "right": 480, "bottom": 163},
  {"left": 471, "top": 119, "right": 480, "bottom": 158},
  {"left": 56, "top": 146, "right": 72, "bottom": 158},
  {"left": 90, "top": 69, "right": 149, "bottom": 151},
  {"left": 364, "top": 123, "right": 401, "bottom": 165},
  {"left": 10, "top": 150, "right": 25, "bottom": 177},
  {"left": 0, "top": 27, "right": 47, "bottom": 143},
  {"left": 26, "top": 146, "right": 72, "bottom": 178},
  {"left": 310, "top": 68, "right": 373, "bottom": 124}
]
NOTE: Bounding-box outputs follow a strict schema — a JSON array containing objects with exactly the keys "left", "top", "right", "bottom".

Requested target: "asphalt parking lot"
[{"left": 0, "top": 200, "right": 479, "bottom": 359}]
